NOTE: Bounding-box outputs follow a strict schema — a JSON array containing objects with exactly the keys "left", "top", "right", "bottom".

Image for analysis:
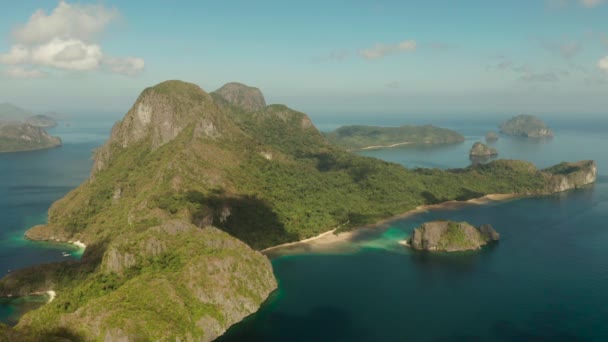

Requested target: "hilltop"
[
  {"left": 0, "top": 80, "right": 596, "bottom": 341},
  {"left": 325, "top": 124, "right": 465, "bottom": 150}
]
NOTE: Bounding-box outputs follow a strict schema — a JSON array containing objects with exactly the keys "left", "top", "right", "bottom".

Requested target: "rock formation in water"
[
  {"left": 485, "top": 131, "right": 499, "bottom": 142},
  {"left": 500, "top": 115, "right": 554, "bottom": 138},
  {"left": 0, "top": 123, "right": 61, "bottom": 153},
  {"left": 543, "top": 160, "right": 597, "bottom": 193},
  {"left": 470, "top": 142, "right": 498, "bottom": 156},
  {"left": 406, "top": 221, "right": 500, "bottom": 252}
]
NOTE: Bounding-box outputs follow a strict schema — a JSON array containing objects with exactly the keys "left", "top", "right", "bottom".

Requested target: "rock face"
[
  {"left": 470, "top": 142, "right": 498, "bottom": 156},
  {"left": 500, "top": 115, "right": 554, "bottom": 138},
  {"left": 407, "top": 221, "right": 500, "bottom": 252},
  {"left": 213, "top": 82, "right": 266, "bottom": 112},
  {"left": 543, "top": 160, "right": 597, "bottom": 193},
  {"left": 0, "top": 123, "right": 61, "bottom": 153},
  {"left": 485, "top": 131, "right": 499, "bottom": 142}
]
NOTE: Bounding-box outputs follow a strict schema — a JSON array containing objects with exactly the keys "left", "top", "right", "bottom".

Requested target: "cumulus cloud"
[
  {"left": 0, "top": 1, "right": 143, "bottom": 78},
  {"left": 359, "top": 40, "right": 417, "bottom": 60},
  {"left": 599, "top": 56, "right": 608, "bottom": 72}
]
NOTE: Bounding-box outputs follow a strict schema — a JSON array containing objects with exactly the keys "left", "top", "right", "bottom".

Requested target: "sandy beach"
[
  {"left": 359, "top": 141, "right": 413, "bottom": 150},
  {"left": 262, "top": 193, "right": 520, "bottom": 255}
]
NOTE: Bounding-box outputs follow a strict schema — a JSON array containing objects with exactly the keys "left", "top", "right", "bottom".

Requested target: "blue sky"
[{"left": 0, "top": 0, "right": 607, "bottom": 117}]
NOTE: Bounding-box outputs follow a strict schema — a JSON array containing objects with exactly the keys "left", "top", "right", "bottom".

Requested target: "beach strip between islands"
[{"left": 261, "top": 193, "right": 519, "bottom": 254}]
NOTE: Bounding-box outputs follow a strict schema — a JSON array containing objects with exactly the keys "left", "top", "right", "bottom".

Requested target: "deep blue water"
[
  {"left": 218, "top": 116, "right": 608, "bottom": 341},
  {"left": 1, "top": 114, "right": 607, "bottom": 341},
  {"left": 0, "top": 117, "right": 115, "bottom": 324}
]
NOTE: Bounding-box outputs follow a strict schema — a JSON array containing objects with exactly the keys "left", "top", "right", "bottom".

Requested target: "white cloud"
[
  {"left": 0, "top": 45, "right": 29, "bottom": 64},
  {"left": 580, "top": 0, "right": 604, "bottom": 7},
  {"left": 13, "top": 1, "right": 118, "bottom": 45},
  {"left": 0, "top": 1, "right": 143, "bottom": 77},
  {"left": 359, "top": 40, "right": 417, "bottom": 60},
  {"left": 3, "top": 66, "right": 46, "bottom": 79},
  {"left": 599, "top": 56, "right": 608, "bottom": 72},
  {"left": 31, "top": 38, "right": 102, "bottom": 70},
  {"left": 104, "top": 56, "right": 145, "bottom": 76}
]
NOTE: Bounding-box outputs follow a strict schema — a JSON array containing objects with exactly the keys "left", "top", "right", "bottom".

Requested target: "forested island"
[
  {"left": 404, "top": 221, "right": 500, "bottom": 252},
  {"left": 0, "top": 123, "right": 61, "bottom": 153},
  {"left": 0, "top": 104, "right": 60, "bottom": 153},
  {"left": 324, "top": 124, "right": 465, "bottom": 150},
  {"left": 0, "top": 81, "right": 597, "bottom": 341},
  {"left": 500, "top": 115, "right": 554, "bottom": 138}
]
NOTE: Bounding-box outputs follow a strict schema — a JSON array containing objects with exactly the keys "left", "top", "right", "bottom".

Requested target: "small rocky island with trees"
[
  {"left": 500, "top": 114, "right": 553, "bottom": 138},
  {"left": 0, "top": 103, "right": 61, "bottom": 153},
  {"left": 403, "top": 221, "right": 500, "bottom": 252}
]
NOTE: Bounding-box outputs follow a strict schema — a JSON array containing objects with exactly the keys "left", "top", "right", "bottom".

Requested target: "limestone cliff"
[
  {"left": 212, "top": 82, "right": 266, "bottom": 112},
  {"left": 543, "top": 160, "right": 597, "bottom": 193},
  {"left": 406, "top": 221, "right": 500, "bottom": 252}
]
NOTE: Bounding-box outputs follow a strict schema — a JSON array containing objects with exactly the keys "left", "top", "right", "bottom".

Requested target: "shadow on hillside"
[{"left": 185, "top": 190, "right": 298, "bottom": 250}]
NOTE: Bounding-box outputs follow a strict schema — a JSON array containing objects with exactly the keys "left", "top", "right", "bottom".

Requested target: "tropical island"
[
  {"left": 0, "top": 123, "right": 62, "bottom": 153},
  {"left": 0, "top": 80, "right": 597, "bottom": 341},
  {"left": 403, "top": 221, "right": 500, "bottom": 252},
  {"left": 0, "top": 103, "right": 61, "bottom": 153},
  {"left": 500, "top": 114, "right": 554, "bottom": 138},
  {"left": 324, "top": 124, "right": 465, "bottom": 150},
  {"left": 470, "top": 142, "right": 498, "bottom": 157}
]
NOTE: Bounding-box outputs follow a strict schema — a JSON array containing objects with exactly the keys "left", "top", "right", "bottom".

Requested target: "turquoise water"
[
  {"left": 218, "top": 117, "right": 608, "bottom": 341},
  {"left": 0, "top": 118, "right": 114, "bottom": 324}
]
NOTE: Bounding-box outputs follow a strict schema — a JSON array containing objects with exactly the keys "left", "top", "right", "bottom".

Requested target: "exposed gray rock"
[
  {"left": 213, "top": 82, "right": 266, "bottom": 112},
  {"left": 470, "top": 142, "right": 498, "bottom": 156}
]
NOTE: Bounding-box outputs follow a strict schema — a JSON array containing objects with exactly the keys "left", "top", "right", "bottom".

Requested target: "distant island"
[
  {"left": 0, "top": 80, "right": 596, "bottom": 341},
  {"left": 485, "top": 131, "right": 499, "bottom": 142},
  {"left": 25, "top": 115, "right": 57, "bottom": 128},
  {"left": 403, "top": 221, "right": 500, "bottom": 252},
  {"left": 0, "top": 123, "right": 61, "bottom": 153},
  {"left": 324, "top": 124, "right": 465, "bottom": 150},
  {"left": 470, "top": 142, "right": 498, "bottom": 156},
  {"left": 0, "top": 104, "right": 61, "bottom": 153},
  {"left": 500, "top": 115, "right": 554, "bottom": 138}
]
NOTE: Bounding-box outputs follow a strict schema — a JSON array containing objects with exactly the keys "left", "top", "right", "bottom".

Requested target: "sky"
[{"left": 0, "top": 0, "right": 607, "bottom": 117}]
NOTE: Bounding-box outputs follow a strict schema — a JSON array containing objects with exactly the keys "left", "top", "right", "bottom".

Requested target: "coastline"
[
  {"left": 262, "top": 193, "right": 520, "bottom": 254},
  {"left": 359, "top": 141, "right": 413, "bottom": 150}
]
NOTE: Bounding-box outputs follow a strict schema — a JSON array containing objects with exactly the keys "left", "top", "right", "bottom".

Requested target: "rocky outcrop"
[
  {"left": 485, "top": 131, "right": 499, "bottom": 142},
  {"left": 500, "top": 115, "right": 554, "bottom": 138},
  {"left": 543, "top": 160, "right": 597, "bottom": 193},
  {"left": 405, "top": 221, "right": 500, "bottom": 252},
  {"left": 470, "top": 142, "right": 498, "bottom": 156},
  {"left": 213, "top": 82, "right": 266, "bottom": 112},
  {"left": 0, "top": 123, "right": 61, "bottom": 153}
]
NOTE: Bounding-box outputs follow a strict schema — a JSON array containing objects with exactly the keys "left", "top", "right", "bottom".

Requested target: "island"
[
  {"left": 403, "top": 221, "right": 500, "bottom": 252},
  {"left": 324, "top": 124, "right": 465, "bottom": 150},
  {"left": 500, "top": 114, "right": 554, "bottom": 138},
  {"left": 485, "top": 131, "right": 499, "bottom": 142},
  {"left": 0, "top": 80, "right": 597, "bottom": 341},
  {"left": 25, "top": 115, "right": 57, "bottom": 128},
  {"left": 0, "top": 123, "right": 61, "bottom": 153},
  {"left": 470, "top": 142, "right": 498, "bottom": 156}
]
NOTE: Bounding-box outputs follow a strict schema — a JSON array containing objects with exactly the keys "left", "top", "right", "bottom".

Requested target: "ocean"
[{"left": 1, "top": 114, "right": 607, "bottom": 341}]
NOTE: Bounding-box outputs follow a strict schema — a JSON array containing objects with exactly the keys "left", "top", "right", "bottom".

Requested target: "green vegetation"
[
  {"left": 0, "top": 80, "right": 595, "bottom": 340},
  {"left": 324, "top": 124, "right": 465, "bottom": 150},
  {"left": 500, "top": 114, "right": 554, "bottom": 138},
  {"left": 25, "top": 115, "right": 57, "bottom": 128}
]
